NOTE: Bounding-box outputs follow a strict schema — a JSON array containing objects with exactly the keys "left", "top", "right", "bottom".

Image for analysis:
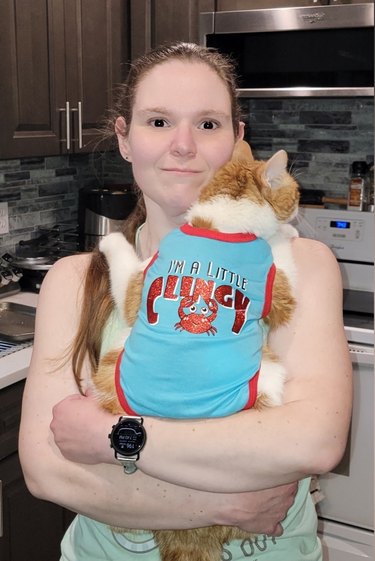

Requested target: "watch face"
[{"left": 111, "top": 419, "right": 146, "bottom": 456}]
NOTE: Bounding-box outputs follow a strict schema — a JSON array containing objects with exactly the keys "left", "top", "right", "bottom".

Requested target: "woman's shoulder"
[
  {"left": 47, "top": 252, "right": 92, "bottom": 282},
  {"left": 39, "top": 252, "right": 93, "bottom": 302},
  {"left": 292, "top": 236, "right": 338, "bottom": 268},
  {"left": 32, "top": 254, "right": 95, "bottom": 357},
  {"left": 291, "top": 236, "right": 342, "bottom": 291}
]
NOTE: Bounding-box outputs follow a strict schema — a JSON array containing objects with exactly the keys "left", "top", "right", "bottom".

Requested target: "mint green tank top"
[{"left": 60, "top": 312, "right": 322, "bottom": 561}]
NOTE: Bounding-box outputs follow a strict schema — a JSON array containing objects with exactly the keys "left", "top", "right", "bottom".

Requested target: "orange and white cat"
[{"left": 92, "top": 141, "right": 300, "bottom": 561}]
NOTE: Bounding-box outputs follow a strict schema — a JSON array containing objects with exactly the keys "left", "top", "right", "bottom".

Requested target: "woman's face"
[{"left": 118, "top": 60, "right": 244, "bottom": 221}]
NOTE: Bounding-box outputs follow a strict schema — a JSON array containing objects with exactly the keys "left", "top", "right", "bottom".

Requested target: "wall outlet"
[{"left": 0, "top": 202, "right": 10, "bottom": 235}]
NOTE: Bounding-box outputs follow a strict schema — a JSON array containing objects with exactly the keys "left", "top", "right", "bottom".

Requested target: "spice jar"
[{"left": 347, "top": 161, "right": 368, "bottom": 211}]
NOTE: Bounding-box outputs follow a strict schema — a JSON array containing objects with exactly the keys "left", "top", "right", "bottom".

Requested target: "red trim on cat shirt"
[
  {"left": 262, "top": 263, "right": 276, "bottom": 318},
  {"left": 143, "top": 251, "right": 159, "bottom": 279},
  {"left": 243, "top": 370, "right": 259, "bottom": 410},
  {"left": 115, "top": 349, "right": 139, "bottom": 416},
  {"left": 181, "top": 223, "right": 257, "bottom": 243}
]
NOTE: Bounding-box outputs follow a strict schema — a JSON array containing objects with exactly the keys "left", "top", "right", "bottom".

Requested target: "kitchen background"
[
  {"left": 0, "top": 96, "right": 373, "bottom": 253},
  {"left": 0, "top": 1, "right": 373, "bottom": 561}
]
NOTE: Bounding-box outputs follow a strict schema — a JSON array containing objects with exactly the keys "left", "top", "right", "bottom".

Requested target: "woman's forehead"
[{"left": 134, "top": 60, "right": 231, "bottom": 112}]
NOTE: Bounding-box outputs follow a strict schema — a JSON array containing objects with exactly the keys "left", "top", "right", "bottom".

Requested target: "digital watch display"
[{"left": 109, "top": 416, "right": 146, "bottom": 474}]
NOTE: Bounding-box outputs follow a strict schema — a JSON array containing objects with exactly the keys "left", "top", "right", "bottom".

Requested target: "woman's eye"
[
  {"left": 150, "top": 119, "right": 168, "bottom": 127},
  {"left": 199, "top": 120, "right": 218, "bottom": 130}
]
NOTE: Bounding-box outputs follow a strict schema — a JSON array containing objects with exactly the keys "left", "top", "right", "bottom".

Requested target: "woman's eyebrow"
[
  {"left": 136, "top": 107, "right": 170, "bottom": 116},
  {"left": 196, "top": 110, "right": 231, "bottom": 120},
  {"left": 136, "top": 107, "right": 231, "bottom": 120}
]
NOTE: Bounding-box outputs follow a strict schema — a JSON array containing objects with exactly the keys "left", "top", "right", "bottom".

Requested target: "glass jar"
[{"left": 347, "top": 161, "right": 368, "bottom": 211}]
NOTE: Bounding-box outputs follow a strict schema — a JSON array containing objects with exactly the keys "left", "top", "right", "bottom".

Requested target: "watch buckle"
[{"left": 123, "top": 461, "right": 138, "bottom": 475}]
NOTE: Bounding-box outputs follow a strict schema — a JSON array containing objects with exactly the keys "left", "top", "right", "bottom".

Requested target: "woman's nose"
[{"left": 169, "top": 123, "right": 197, "bottom": 158}]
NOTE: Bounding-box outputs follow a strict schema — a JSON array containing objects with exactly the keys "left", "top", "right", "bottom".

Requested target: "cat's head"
[
  {"left": 252, "top": 149, "right": 300, "bottom": 222},
  {"left": 187, "top": 146, "right": 300, "bottom": 239}
]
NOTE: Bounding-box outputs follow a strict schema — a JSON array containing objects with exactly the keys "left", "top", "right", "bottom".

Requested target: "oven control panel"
[
  {"left": 313, "top": 216, "right": 365, "bottom": 242},
  {"left": 295, "top": 208, "right": 374, "bottom": 263}
]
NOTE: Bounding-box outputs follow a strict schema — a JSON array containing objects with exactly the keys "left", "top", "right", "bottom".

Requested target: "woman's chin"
[{"left": 163, "top": 192, "right": 201, "bottom": 217}]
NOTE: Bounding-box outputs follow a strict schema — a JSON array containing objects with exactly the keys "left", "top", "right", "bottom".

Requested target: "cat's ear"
[
  {"left": 264, "top": 150, "right": 288, "bottom": 189},
  {"left": 232, "top": 140, "right": 254, "bottom": 162}
]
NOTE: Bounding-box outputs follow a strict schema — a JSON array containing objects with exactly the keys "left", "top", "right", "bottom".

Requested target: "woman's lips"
[{"left": 162, "top": 167, "right": 201, "bottom": 174}]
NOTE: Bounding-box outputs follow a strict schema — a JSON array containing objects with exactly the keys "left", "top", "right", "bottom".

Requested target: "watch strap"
[{"left": 115, "top": 451, "right": 139, "bottom": 474}]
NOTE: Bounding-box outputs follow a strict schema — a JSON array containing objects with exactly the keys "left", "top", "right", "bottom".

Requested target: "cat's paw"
[
  {"left": 280, "top": 223, "right": 299, "bottom": 239},
  {"left": 258, "top": 358, "right": 285, "bottom": 406}
]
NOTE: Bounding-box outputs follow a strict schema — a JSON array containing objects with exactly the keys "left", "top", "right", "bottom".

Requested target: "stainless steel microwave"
[{"left": 200, "top": 2, "right": 374, "bottom": 97}]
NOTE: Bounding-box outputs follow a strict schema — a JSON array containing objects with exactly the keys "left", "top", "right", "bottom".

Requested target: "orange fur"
[
  {"left": 267, "top": 182, "right": 300, "bottom": 222},
  {"left": 154, "top": 526, "right": 250, "bottom": 561},
  {"left": 265, "top": 269, "right": 296, "bottom": 329},
  {"left": 198, "top": 161, "right": 266, "bottom": 205},
  {"left": 124, "top": 271, "right": 144, "bottom": 326},
  {"left": 190, "top": 216, "right": 215, "bottom": 229},
  {"left": 92, "top": 349, "right": 122, "bottom": 414}
]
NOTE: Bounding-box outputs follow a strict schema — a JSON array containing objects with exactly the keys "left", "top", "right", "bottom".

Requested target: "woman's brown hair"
[{"left": 71, "top": 42, "right": 241, "bottom": 389}]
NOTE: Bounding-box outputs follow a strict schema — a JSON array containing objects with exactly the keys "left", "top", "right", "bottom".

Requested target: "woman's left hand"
[{"left": 50, "top": 391, "right": 116, "bottom": 465}]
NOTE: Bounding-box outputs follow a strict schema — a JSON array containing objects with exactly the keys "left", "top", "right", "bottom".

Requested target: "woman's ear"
[
  {"left": 237, "top": 121, "right": 245, "bottom": 141},
  {"left": 115, "top": 117, "right": 132, "bottom": 162}
]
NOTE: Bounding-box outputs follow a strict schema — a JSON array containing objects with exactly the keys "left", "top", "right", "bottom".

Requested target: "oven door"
[
  {"left": 316, "top": 337, "right": 374, "bottom": 530},
  {"left": 318, "top": 519, "right": 373, "bottom": 561}
]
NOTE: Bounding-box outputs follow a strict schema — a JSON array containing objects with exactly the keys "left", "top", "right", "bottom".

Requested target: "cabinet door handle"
[
  {"left": 70, "top": 102, "right": 83, "bottom": 149},
  {"left": 77, "top": 101, "right": 83, "bottom": 149},
  {"left": 58, "top": 101, "right": 71, "bottom": 150},
  {"left": 65, "top": 101, "right": 71, "bottom": 150},
  {"left": 0, "top": 479, "right": 3, "bottom": 537}
]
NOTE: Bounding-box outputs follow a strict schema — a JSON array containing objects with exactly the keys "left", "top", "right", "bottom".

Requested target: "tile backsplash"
[
  {"left": 0, "top": 151, "right": 133, "bottom": 254},
  {"left": 0, "top": 97, "right": 373, "bottom": 253},
  {"left": 242, "top": 97, "right": 373, "bottom": 196}
]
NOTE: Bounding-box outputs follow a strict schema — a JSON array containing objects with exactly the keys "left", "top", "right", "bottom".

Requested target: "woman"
[{"left": 19, "top": 43, "right": 352, "bottom": 560}]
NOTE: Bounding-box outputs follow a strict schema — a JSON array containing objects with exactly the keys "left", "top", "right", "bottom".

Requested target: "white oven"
[{"left": 295, "top": 208, "right": 374, "bottom": 560}]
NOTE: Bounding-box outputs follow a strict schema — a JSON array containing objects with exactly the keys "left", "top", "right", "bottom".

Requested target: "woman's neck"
[{"left": 137, "top": 200, "right": 187, "bottom": 260}]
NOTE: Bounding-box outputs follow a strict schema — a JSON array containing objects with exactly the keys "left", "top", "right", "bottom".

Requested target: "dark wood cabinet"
[
  {"left": 129, "top": 0, "right": 214, "bottom": 61},
  {"left": 0, "top": 0, "right": 129, "bottom": 159},
  {"left": 0, "top": 381, "right": 74, "bottom": 561}
]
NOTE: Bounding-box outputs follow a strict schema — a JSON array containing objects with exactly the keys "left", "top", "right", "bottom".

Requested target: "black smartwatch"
[{"left": 109, "top": 416, "right": 146, "bottom": 474}]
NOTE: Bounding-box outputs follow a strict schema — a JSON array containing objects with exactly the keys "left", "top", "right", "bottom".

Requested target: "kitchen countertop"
[{"left": 0, "top": 291, "right": 38, "bottom": 390}]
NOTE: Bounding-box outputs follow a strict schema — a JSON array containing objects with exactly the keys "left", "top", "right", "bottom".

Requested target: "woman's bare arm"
[
  {"left": 47, "top": 238, "right": 351, "bottom": 494},
  {"left": 19, "top": 253, "right": 297, "bottom": 533}
]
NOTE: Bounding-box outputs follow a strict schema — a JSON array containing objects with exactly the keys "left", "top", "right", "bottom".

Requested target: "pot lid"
[{"left": 13, "top": 256, "right": 54, "bottom": 270}]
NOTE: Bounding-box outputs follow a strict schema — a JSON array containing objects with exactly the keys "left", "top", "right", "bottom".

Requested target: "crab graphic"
[{"left": 174, "top": 296, "right": 218, "bottom": 335}]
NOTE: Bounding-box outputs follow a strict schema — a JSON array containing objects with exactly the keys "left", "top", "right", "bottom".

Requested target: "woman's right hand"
[
  {"left": 215, "top": 481, "right": 298, "bottom": 536},
  {"left": 49, "top": 391, "right": 298, "bottom": 535}
]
